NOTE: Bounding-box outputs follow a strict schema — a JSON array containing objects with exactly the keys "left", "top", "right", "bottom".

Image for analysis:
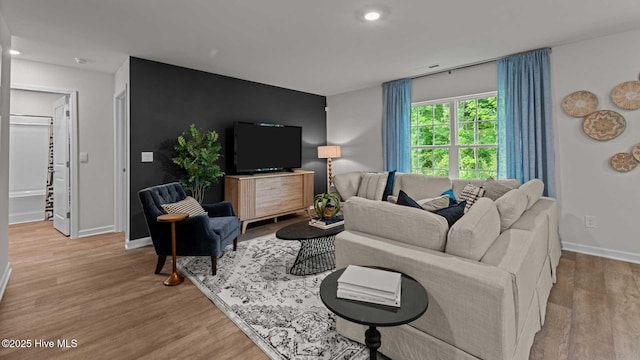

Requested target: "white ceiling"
[{"left": 1, "top": 0, "right": 640, "bottom": 96}]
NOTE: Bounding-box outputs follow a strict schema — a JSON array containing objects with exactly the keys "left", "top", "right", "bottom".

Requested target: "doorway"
[
  {"left": 114, "top": 88, "right": 128, "bottom": 237},
  {"left": 10, "top": 85, "right": 79, "bottom": 238}
]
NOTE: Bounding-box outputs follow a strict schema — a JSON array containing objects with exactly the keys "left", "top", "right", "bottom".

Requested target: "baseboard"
[
  {"left": 9, "top": 212, "right": 45, "bottom": 225},
  {"left": 125, "top": 236, "right": 153, "bottom": 250},
  {"left": 77, "top": 225, "right": 115, "bottom": 238},
  {"left": 562, "top": 241, "right": 640, "bottom": 264},
  {"left": 0, "top": 262, "right": 12, "bottom": 303}
]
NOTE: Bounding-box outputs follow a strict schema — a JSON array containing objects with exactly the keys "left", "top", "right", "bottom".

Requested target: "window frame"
[{"left": 411, "top": 91, "right": 498, "bottom": 179}]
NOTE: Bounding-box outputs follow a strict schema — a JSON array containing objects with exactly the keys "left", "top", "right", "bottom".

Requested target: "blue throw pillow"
[
  {"left": 396, "top": 190, "right": 422, "bottom": 209},
  {"left": 382, "top": 170, "right": 396, "bottom": 201},
  {"left": 441, "top": 189, "right": 457, "bottom": 206},
  {"left": 432, "top": 201, "right": 466, "bottom": 227}
]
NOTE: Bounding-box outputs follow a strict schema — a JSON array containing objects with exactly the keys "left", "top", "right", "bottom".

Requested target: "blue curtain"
[
  {"left": 382, "top": 78, "right": 412, "bottom": 173},
  {"left": 497, "top": 48, "right": 555, "bottom": 196}
]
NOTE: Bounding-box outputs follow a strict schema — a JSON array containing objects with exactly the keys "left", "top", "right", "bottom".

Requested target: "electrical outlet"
[{"left": 585, "top": 215, "right": 597, "bottom": 228}]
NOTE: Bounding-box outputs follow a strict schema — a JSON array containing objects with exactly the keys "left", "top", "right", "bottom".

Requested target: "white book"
[
  {"left": 337, "top": 288, "right": 401, "bottom": 307},
  {"left": 338, "top": 279, "right": 401, "bottom": 300},
  {"left": 337, "top": 265, "right": 401, "bottom": 297}
]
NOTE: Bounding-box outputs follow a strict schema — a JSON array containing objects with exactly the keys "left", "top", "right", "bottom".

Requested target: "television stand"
[{"left": 224, "top": 170, "right": 314, "bottom": 233}]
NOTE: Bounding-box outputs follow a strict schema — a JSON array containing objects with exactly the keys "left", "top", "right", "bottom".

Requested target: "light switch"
[
  {"left": 80, "top": 152, "right": 89, "bottom": 163},
  {"left": 141, "top": 152, "right": 154, "bottom": 163}
]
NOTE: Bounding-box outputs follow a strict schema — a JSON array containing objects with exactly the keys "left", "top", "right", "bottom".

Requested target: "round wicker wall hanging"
[
  {"left": 611, "top": 80, "right": 640, "bottom": 110},
  {"left": 562, "top": 91, "right": 598, "bottom": 117},
  {"left": 633, "top": 143, "right": 640, "bottom": 162},
  {"left": 610, "top": 153, "right": 638, "bottom": 172},
  {"left": 582, "top": 110, "right": 626, "bottom": 141}
]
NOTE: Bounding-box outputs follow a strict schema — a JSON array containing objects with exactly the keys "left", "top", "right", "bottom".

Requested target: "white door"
[{"left": 53, "top": 96, "right": 70, "bottom": 236}]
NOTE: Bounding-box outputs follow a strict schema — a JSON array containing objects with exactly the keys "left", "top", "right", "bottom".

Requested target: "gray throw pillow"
[
  {"left": 356, "top": 172, "right": 388, "bottom": 201},
  {"left": 482, "top": 177, "right": 518, "bottom": 200}
]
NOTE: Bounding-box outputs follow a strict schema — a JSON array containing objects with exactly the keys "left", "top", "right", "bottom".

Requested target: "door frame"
[
  {"left": 114, "top": 86, "right": 129, "bottom": 238},
  {"left": 11, "top": 84, "right": 79, "bottom": 239}
]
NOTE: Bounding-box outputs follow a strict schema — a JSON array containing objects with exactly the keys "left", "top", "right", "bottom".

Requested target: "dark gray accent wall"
[{"left": 130, "top": 57, "right": 327, "bottom": 240}]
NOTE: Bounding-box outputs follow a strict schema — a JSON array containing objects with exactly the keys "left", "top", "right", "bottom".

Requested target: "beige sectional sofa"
[{"left": 331, "top": 172, "right": 561, "bottom": 360}]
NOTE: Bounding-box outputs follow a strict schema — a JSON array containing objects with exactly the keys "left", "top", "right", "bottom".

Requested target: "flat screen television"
[{"left": 233, "top": 122, "right": 302, "bottom": 173}]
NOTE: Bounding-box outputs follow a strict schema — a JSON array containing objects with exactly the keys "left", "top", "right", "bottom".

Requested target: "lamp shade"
[{"left": 317, "top": 145, "right": 341, "bottom": 159}]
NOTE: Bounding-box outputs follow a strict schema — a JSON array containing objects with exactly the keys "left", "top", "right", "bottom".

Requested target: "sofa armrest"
[
  {"left": 202, "top": 201, "right": 236, "bottom": 217},
  {"left": 343, "top": 196, "right": 448, "bottom": 251},
  {"left": 336, "top": 230, "right": 516, "bottom": 360}
]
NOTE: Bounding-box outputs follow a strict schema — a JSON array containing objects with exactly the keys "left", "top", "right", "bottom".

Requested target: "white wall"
[
  {"left": 10, "top": 89, "right": 61, "bottom": 116},
  {"left": 552, "top": 29, "right": 640, "bottom": 262},
  {"left": 0, "top": 10, "right": 13, "bottom": 301},
  {"left": 327, "top": 85, "right": 383, "bottom": 174},
  {"left": 11, "top": 59, "right": 115, "bottom": 234},
  {"left": 326, "top": 62, "right": 497, "bottom": 174}
]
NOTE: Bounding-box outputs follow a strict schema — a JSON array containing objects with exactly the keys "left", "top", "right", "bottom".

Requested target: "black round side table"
[{"left": 320, "top": 267, "right": 429, "bottom": 360}]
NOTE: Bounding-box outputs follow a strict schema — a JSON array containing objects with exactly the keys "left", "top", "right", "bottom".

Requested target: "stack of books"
[
  {"left": 336, "top": 265, "right": 402, "bottom": 307},
  {"left": 308, "top": 216, "right": 344, "bottom": 229}
]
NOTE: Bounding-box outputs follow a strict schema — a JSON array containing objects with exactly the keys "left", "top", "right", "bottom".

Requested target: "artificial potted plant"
[
  {"left": 313, "top": 193, "right": 341, "bottom": 219},
  {"left": 172, "top": 124, "right": 224, "bottom": 203}
]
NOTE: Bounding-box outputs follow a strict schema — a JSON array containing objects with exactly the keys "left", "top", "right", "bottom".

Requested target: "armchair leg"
[
  {"left": 211, "top": 256, "right": 217, "bottom": 276},
  {"left": 154, "top": 255, "right": 167, "bottom": 274},
  {"left": 233, "top": 237, "right": 238, "bottom": 251}
]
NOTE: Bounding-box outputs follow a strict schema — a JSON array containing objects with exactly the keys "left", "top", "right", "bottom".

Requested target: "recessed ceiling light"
[
  {"left": 9, "top": 49, "right": 20, "bottom": 55},
  {"left": 364, "top": 11, "right": 381, "bottom": 21},
  {"left": 75, "top": 57, "right": 87, "bottom": 64},
  {"left": 428, "top": 64, "right": 440, "bottom": 69}
]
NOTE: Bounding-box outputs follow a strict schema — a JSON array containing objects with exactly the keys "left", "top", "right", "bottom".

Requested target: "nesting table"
[{"left": 275, "top": 221, "right": 344, "bottom": 276}]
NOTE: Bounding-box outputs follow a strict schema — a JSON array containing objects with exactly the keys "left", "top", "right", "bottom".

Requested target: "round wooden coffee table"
[
  {"left": 275, "top": 220, "right": 344, "bottom": 276},
  {"left": 320, "top": 267, "right": 429, "bottom": 360}
]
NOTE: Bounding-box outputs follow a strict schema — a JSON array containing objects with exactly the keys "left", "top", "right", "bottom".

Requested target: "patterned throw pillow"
[
  {"left": 161, "top": 196, "right": 206, "bottom": 216},
  {"left": 482, "top": 177, "right": 518, "bottom": 200},
  {"left": 458, "top": 184, "right": 485, "bottom": 213}
]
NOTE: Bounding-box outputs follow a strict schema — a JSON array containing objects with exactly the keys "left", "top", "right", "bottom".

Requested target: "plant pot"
[{"left": 323, "top": 205, "right": 336, "bottom": 219}]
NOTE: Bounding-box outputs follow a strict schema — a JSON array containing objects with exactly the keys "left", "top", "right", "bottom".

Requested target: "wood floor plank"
[
  {"left": 2, "top": 219, "right": 640, "bottom": 360},
  {"left": 568, "top": 288, "right": 616, "bottom": 360}
]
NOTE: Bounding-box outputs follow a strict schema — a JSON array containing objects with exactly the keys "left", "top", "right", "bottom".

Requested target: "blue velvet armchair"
[{"left": 138, "top": 182, "right": 241, "bottom": 275}]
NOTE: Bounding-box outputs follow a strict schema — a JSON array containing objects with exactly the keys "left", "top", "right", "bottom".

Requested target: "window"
[{"left": 410, "top": 92, "right": 497, "bottom": 179}]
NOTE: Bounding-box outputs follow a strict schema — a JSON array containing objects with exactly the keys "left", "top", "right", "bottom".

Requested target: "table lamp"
[{"left": 317, "top": 145, "right": 341, "bottom": 186}]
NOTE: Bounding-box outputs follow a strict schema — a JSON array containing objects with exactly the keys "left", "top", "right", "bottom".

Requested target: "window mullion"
[{"left": 450, "top": 100, "right": 459, "bottom": 178}]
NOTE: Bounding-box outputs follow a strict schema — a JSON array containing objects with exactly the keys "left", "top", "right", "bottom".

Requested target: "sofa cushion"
[
  {"left": 494, "top": 188, "right": 528, "bottom": 232},
  {"left": 432, "top": 201, "right": 466, "bottom": 227},
  {"left": 519, "top": 179, "right": 544, "bottom": 210},
  {"left": 482, "top": 177, "right": 520, "bottom": 200},
  {"left": 343, "top": 197, "right": 449, "bottom": 251},
  {"left": 333, "top": 172, "right": 362, "bottom": 201},
  {"left": 480, "top": 229, "right": 538, "bottom": 336},
  {"left": 392, "top": 173, "right": 452, "bottom": 200},
  {"left": 161, "top": 196, "right": 206, "bottom": 216},
  {"left": 459, "top": 183, "right": 486, "bottom": 213},
  {"left": 445, "top": 197, "right": 500, "bottom": 261},
  {"left": 357, "top": 172, "right": 388, "bottom": 200}
]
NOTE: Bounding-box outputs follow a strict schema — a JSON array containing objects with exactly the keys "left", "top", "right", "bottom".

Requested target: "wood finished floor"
[{"left": 0, "top": 217, "right": 639, "bottom": 360}]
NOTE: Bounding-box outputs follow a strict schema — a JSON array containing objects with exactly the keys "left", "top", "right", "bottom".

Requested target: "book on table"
[
  {"left": 336, "top": 265, "right": 402, "bottom": 307},
  {"left": 308, "top": 216, "right": 344, "bottom": 229}
]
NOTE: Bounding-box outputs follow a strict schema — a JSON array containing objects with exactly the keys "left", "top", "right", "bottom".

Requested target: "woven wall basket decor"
[
  {"left": 632, "top": 143, "right": 640, "bottom": 162},
  {"left": 611, "top": 80, "right": 640, "bottom": 110},
  {"left": 610, "top": 153, "right": 638, "bottom": 172},
  {"left": 582, "top": 110, "right": 626, "bottom": 141},
  {"left": 562, "top": 90, "right": 598, "bottom": 117}
]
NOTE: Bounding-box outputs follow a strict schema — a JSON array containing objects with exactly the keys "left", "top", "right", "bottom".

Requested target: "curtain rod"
[{"left": 412, "top": 47, "right": 552, "bottom": 80}]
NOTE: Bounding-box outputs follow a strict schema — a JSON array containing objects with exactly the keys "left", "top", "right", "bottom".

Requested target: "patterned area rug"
[{"left": 177, "top": 233, "right": 367, "bottom": 360}]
